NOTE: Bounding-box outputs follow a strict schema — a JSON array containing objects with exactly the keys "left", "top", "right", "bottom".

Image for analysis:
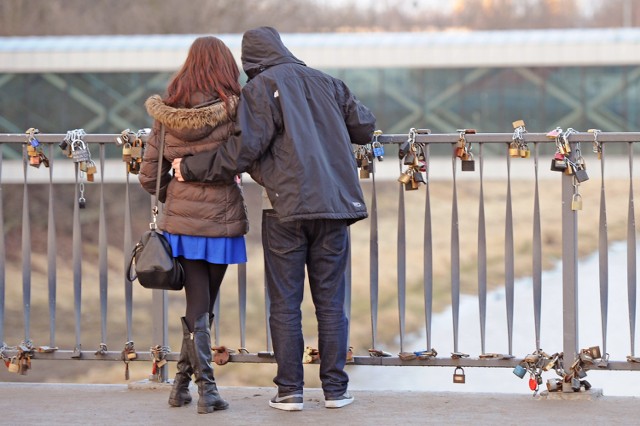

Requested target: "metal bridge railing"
[{"left": 0, "top": 129, "right": 638, "bottom": 393}]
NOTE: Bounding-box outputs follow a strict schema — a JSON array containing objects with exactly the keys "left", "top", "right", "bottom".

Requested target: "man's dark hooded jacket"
[{"left": 181, "top": 26, "right": 376, "bottom": 224}]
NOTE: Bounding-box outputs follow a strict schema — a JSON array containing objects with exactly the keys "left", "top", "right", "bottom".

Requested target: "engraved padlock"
[
  {"left": 453, "top": 366, "right": 466, "bottom": 384},
  {"left": 71, "top": 140, "right": 90, "bottom": 163}
]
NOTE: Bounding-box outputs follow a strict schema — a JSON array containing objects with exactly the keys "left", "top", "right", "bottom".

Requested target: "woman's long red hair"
[{"left": 164, "top": 36, "right": 240, "bottom": 111}]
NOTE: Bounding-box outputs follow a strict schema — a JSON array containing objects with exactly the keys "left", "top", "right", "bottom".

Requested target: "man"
[{"left": 173, "top": 26, "right": 376, "bottom": 411}]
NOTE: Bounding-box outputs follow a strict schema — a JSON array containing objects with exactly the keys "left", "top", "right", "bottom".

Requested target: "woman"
[{"left": 139, "top": 36, "right": 248, "bottom": 414}]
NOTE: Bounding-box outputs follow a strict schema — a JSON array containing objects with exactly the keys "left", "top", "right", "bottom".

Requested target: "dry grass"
[{"left": 0, "top": 176, "right": 637, "bottom": 387}]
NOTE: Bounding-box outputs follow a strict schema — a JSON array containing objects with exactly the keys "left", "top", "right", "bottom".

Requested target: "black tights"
[{"left": 178, "top": 257, "right": 228, "bottom": 332}]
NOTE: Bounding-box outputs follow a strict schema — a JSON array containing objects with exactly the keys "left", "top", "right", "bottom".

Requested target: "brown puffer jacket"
[{"left": 139, "top": 93, "right": 248, "bottom": 238}]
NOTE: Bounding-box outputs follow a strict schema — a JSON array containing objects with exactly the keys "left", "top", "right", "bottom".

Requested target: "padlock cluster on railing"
[
  {"left": 513, "top": 345, "right": 608, "bottom": 396},
  {"left": 454, "top": 128, "right": 476, "bottom": 171},
  {"left": 58, "top": 129, "right": 99, "bottom": 208},
  {"left": 397, "top": 127, "right": 429, "bottom": 190},
  {"left": 25, "top": 128, "right": 50, "bottom": 168},
  {"left": 117, "top": 128, "right": 146, "bottom": 174},
  {"left": 354, "top": 129, "right": 384, "bottom": 180}
]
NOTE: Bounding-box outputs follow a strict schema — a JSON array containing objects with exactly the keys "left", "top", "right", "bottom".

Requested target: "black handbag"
[{"left": 127, "top": 124, "right": 184, "bottom": 290}]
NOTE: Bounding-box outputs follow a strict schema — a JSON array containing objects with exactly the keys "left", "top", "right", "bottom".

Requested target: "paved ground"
[{"left": 1, "top": 382, "right": 638, "bottom": 425}]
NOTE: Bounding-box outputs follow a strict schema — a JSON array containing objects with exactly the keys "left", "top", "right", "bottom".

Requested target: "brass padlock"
[
  {"left": 122, "top": 142, "right": 133, "bottom": 162},
  {"left": 29, "top": 154, "right": 41, "bottom": 167},
  {"left": 512, "top": 119, "right": 525, "bottom": 128},
  {"left": 86, "top": 160, "right": 97, "bottom": 175},
  {"left": 508, "top": 142, "right": 519, "bottom": 157},
  {"left": 398, "top": 171, "right": 412, "bottom": 184},
  {"left": 130, "top": 138, "right": 143, "bottom": 159},
  {"left": 571, "top": 193, "right": 583, "bottom": 211},
  {"left": 588, "top": 346, "right": 602, "bottom": 359},
  {"left": 404, "top": 180, "right": 418, "bottom": 191},
  {"left": 7, "top": 356, "right": 20, "bottom": 373},
  {"left": 453, "top": 366, "right": 466, "bottom": 384},
  {"left": 359, "top": 166, "right": 370, "bottom": 179}
]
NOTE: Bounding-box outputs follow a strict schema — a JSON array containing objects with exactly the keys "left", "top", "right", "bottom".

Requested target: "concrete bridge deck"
[{"left": 1, "top": 382, "right": 637, "bottom": 425}]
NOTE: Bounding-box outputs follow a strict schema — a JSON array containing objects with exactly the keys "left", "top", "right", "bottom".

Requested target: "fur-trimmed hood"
[{"left": 145, "top": 94, "right": 238, "bottom": 141}]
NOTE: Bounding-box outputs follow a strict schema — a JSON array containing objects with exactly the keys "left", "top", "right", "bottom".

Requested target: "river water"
[{"left": 348, "top": 241, "right": 640, "bottom": 397}]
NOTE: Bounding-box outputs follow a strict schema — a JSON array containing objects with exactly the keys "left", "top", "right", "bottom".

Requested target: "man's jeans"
[{"left": 262, "top": 210, "right": 349, "bottom": 398}]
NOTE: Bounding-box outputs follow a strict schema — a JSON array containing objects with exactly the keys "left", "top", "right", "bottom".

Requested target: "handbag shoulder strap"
[{"left": 151, "top": 124, "right": 165, "bottom": 228}]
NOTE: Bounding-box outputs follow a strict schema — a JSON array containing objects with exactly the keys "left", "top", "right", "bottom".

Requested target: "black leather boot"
[
  {"left": 168, "top": 317, "right": 193, "bottom": 407},
  {"left": 191, "top": 313, "right": 229, "bottom": 413}
]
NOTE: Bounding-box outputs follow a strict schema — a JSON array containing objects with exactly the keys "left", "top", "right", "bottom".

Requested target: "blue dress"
[{"left": 164, "top": 232, "right": 247, "bottom": 265}]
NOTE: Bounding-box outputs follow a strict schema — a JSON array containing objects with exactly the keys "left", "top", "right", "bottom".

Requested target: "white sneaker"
[
  {"left": 325, "top": 391, "right": 354, "bottom": 408},
  {"left": 269, "top": 393, "right": 304, "bottom": 411}
]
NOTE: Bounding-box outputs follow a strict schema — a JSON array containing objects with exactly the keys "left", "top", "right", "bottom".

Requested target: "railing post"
[
  {"left": 561, "top": 144, "right": 579, "bottom": 392},
  {"left": 151, "top": 289, "right": 169, "bottom": 383}
]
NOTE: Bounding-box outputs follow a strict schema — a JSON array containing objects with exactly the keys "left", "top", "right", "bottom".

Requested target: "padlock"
[
  {"left": 398, "top": 171, "right": 412, "bottom": 184},
  {"left": 359, "top": 166, "right": 370, "bottom": 179},
  {"left": 372, "top": 141, "right": 384, "bottom": 160},
  {"left": 7, "top": 356, "right": 20, "bottom": 373},
  {"left": 575, "top": 366, "right": 587, "bottom": 379},
  {"left": 453, "top": 367, "right": 466, "bottom": 384},
  {"left": 418, "top": 160, "right": 427, "bottom": 172},
  {"left": 29, "top": 154, "right": 41, "bottom": 167},
  {"left": 546, "top": 378, "right": 561, "bottom": 392},
  {"left": 404, "top": 180, "right": 419, "bottom": 191},
  {"left": 130, "top": 138, "right": 143, "bottom": 159},
  {"left": 411, "top": 170, "right": 424, "bottom": 183},
  {"left": 519, "top": 145, "right": 530, "bottom": 158},
  {"left": 403, "top": 150, "right": 416, "bottom": 166},
  {"left": 524, "top": 353, "right": 539, "bottom": 364},
  {"left": 574, "top": 167, "right": 589, "bottom": 183},
  {"left": 71, "top": 140, "right": 91, "bottom": 163},
  {"left": 512, "top": 364, "right": 526, "bottom": 378},
  {"left": 528, "top": 375, "right": 538, "bottom": 391},
  {"left": 122, "top": 142, "right": 133, "bottom": 162},
  {"left": 398, "top": 140, "right": 411, "bottom": 159},
  {"left": 571, "top": 377, "right": 581, "bottom": 392},
  {"left": 508, "top": 142, "right": 519, "bottom": 157},
  {"left": 581, "top": 379, "right": 592, "bottom": 391},
  {"left": 571, "top": 193, "right": 582, "bottom": 211},
  {"left": 39, "top": 153, "right": 50, "bottom": 168},
  {"left": 512, "top": 119, "right": 525, "bottom": 128},
  {"left": 86, "top": 160, "right": 97, "bottom": 175},
  {"left": 454, "top": 146, "right": 465, "bottom": 158},
  {"left": 461, "top": 157, "right": 475, "bottom": 172},
  {"left": 78, "top": 197, "right": 86, "bottom": 209},
  {"left": 587, "top": 346, "right": 601, "bottom": 359}
]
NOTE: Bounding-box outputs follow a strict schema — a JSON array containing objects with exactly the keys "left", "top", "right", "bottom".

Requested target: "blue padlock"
[
  {"left": 513, "top": 364, "right": 526, "bottom": 379},
  {"left": 372, "top": 141, "right": 384, "bottom": 160}
]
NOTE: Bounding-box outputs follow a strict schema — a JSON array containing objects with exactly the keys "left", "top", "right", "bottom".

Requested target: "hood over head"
[{"left": 241, "top": 26, "right": 306, "bottom": 80}]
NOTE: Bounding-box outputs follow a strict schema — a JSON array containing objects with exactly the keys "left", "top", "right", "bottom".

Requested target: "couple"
[{"left": 139, "top": 26, "right": 376, "bottom": 414}]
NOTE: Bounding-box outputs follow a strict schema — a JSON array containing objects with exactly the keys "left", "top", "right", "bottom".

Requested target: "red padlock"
[{"left": 529, "top": 375, "right": 538, "bottom": 391}]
